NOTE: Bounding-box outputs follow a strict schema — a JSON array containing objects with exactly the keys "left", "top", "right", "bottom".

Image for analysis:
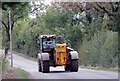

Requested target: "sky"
[
  {"left": 45, "top": 0, "right": 52, "bottom": 5},
  {"left": 29, "top": 0, "right": 52, "bottom": 18}
]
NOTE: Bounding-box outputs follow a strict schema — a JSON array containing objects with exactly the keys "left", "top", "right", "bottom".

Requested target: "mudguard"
[
  {"left": 38, "top": 53, "right": 49, "bottom": 61},
  {"left": 70, "top": 51, "right": 79, "bottom": 60}
]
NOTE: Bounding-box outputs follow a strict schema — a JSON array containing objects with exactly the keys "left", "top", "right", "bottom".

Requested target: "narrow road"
[{"left": 10, "top": 54, "right": 118, "bottom": 79}]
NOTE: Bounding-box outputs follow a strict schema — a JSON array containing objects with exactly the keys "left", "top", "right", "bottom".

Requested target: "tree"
[
  {"left": 51, "top": 2, "right": 119, "bottom": 31},
  {"left": 91, "top": 2, "right": 119, "bottom": 31},
  {"left": 2, "top": 2, "right": 30, "bottom": 47},
  {"left": 90, "top": 2, "right": 119, "bottom": 68}
]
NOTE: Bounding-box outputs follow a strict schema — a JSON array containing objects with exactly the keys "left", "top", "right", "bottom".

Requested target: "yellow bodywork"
[{"left": 55, "top": 43, "right": 67, "bottom": 65}]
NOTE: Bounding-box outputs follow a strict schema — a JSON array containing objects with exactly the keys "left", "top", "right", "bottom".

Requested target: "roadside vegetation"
[
  {"left": 16, "top": 68, "right": 29, "bottom": 79},
  {"left": 2, "top": 67, "right": 30, "bottom": 79},
  {"left": 1, "top": 2, "right": 119, "bottom": 71},
  {"left": 0, "top": 50, "right": 2, "bottom": 80},
  {"left": 80, "top": 65, "right": 118, "bottom": 72},
  {"left": 0, "top": 50, "right": 30, "bottom": 79}
]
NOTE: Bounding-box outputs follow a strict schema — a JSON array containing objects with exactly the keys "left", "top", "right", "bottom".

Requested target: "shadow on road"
[{"left": 49, "top": 71, "right": 71, "bottom": 73}]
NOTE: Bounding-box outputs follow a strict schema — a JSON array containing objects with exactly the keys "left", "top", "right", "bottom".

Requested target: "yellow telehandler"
[{"left": 37, "top": 35, "right": 79, "bottom": 73}]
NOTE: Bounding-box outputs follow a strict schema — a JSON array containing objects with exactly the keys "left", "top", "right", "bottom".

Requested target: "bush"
[{"left": 79, "top": 30, "right": 118, "bottom": 68}]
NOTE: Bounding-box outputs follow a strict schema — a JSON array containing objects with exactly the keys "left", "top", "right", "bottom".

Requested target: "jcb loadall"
[{"left": 37, "top": 35, "right": 79, "bottom": 73}]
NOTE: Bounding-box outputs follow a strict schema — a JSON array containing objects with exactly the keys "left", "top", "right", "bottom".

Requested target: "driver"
[{"left": 57, "top": 35, "right": 64, "bottom": 44}]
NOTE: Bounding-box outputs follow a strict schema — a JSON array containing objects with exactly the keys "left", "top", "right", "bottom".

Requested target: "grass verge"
[{"left": 16, "top": 68, "right": 29, "bottom": 79}]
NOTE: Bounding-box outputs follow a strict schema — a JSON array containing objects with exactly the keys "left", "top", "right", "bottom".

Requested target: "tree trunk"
[
  {"left": 116, "top": 10, "right": 120, "bottom": 69},
  {"left": 118, "top": 17, "right": 120, "bottom": 70},
  {"left": 5, "top": 28, "right": 10, "bottom": 42},
  {"left": 118, "top": 28, "right": 120, "bottom": 70}
]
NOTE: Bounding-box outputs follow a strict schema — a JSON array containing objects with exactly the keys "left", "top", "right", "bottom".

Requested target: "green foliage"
[
  {"left": 2, "top": 2, "right": 30, "bottom": 48},
  {"left": 13, "top": 18, "right": 39, "bottom": 57},
  {"left": 16, "top": 68, "right": 29, "bottom": 79},
  {"left": 12, "top": 7, "right": 83, "bottom": 57},
  {"left": 0, "top": 34, "right": 2, "bottom": 49},
  {"left": 0, "top": 52, "right": 2, "bottom": 75},
  {"left": 43, "top": 7, "right": 71, "bottom": 32},
  {"left": 2, "top": 2, "right": 30, "bottom": 14},
  {"left": 67, "top": 24, "right": 83, "bottom": 50},
  {"left": 80, "top": 30, "right": 118, "bottom": 68}
]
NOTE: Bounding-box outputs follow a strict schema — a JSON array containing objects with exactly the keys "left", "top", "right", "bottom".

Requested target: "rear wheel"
[
  {"left": 70, "top": 60, "right": 79, "bottom": 72},
  {"left": 42, "top": 61, "right": 50, "bottom": 73},
  {"left": 65, "top": 64, "right": 70, "bottom": 71}
]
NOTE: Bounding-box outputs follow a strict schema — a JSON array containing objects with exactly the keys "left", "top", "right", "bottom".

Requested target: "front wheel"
[
  {"left": 41, "top": 61, "right": 50, "bottom": 73},
  {"left": 70, "top": 60, "right": 79, "bottom": 72},
  {"left": 38, "top": 60, "right": 42, "bottom": 72}
]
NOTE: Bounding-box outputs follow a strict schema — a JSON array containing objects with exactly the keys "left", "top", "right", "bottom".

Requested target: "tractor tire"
[
  {"left": 70, "top": 60, "right": 79, "bottom": 72},
  {"left": 38, "top": 60, "right": 42, "bottom": 72},
  {"left": 65, "top": 64, "right": 70, "bottom": 71},
  {"left": 42, "top": 61, "right": 50, "bottom": 73}
]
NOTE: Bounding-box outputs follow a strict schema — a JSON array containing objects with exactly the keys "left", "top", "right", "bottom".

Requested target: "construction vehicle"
[{"left": 37, "top": 35, "right": 79, "bottom": 73}]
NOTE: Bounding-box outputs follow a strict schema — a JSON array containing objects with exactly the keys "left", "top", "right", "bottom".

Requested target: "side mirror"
[
  {"left": 67, "top": 43, "right": 71, "bottom": 47},
  {"left": 37, "top": 40, "right": 40, "bottom": 45}
]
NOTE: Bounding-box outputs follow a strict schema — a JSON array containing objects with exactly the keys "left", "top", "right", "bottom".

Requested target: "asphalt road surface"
[{"left": 9, "top": 54, "right": 118, "bottom": 79}]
